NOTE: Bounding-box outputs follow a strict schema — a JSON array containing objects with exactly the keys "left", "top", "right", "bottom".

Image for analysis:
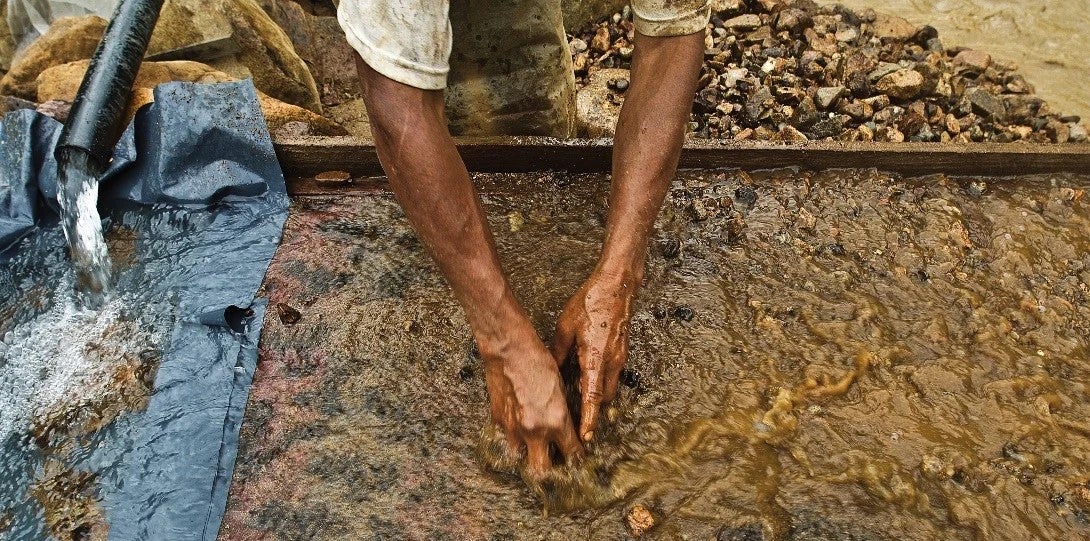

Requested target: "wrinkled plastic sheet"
[{"left": 0, "top": 80, "right": 288, "bottom": 540}]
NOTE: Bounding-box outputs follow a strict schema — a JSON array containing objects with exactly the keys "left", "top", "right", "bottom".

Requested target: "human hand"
[
  {"left": 551, "top": 271, "right": 637, "bottom": 442},
  {"left": 479, "top": 325, "right": 583, "bottom": 478}
]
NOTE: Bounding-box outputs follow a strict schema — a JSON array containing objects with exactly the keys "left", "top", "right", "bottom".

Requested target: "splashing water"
[
  {"left": 0, "top": 285, "right": 163, "bottom": 446},
  {"left": 56, "top": 150, "right": 112, "bottom": 307}
]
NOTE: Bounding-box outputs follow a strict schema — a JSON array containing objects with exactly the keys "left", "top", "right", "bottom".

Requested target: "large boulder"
[
  {"left": 148, "top": 0, "right": 322, "bottom": 113},
  {"left": 36, "top": 59, "right": 346, "bottom": 135},
  {"left": 257, "top": 0, "right": 360, "bottom": 107},
  {"left": 0, "top": 0, "right": 15, "bottom": 74},
  {"left": 0, "top": 15, "right": 106, "bottom": 99},
  {"left": 575, "top": 68, "right": 627, "bottom": 137}
]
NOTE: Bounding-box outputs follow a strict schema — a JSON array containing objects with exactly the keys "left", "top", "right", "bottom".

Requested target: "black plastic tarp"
[{"left": 0, "top": 80, "right": 288, "bottom": 540}]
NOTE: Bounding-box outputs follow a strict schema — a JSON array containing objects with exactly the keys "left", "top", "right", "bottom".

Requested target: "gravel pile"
[{"left": 569, "top": 0, "right": 1088, "bottom": 143}]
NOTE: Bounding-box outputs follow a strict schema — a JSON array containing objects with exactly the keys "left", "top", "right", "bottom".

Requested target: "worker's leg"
[
  {"left": 355, "top": 59, "right": 582, "bottom": 474},
  {"left": 552, "top": 7, "right": 706, "bottom": 441}
]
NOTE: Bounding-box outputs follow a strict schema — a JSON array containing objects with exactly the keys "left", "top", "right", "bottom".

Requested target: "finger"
[
  {"left": 550, "top": 320, "right": 576, "bottom": 366},
  {"left": 554, "top": 420, "right": 584, "bottom": 463},
  {"left": 578, "top": 344, "right": 605, "bottom": 441},
  {"left": 525, "top": 438, "right": 551, "bottom": 479},
  {"left": 603, "top": 341, "right": 629, "bottom": 403}
]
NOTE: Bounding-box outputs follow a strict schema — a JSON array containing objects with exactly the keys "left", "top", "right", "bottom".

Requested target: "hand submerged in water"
[
  {"left": 551, "top": 271, "right": 637, "bottom": 443},
  {"left": 480, "top": 324, "right": 583, "bottom": 478}
]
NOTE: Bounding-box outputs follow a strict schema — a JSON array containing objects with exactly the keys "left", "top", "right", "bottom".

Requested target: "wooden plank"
[{"left": 274, "top": 135, "right": 1090, "bottom": 179}]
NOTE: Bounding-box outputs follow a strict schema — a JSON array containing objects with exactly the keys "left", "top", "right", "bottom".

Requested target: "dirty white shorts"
[{"left": 337, "top": 0, "right": 711, "bottom": 90}]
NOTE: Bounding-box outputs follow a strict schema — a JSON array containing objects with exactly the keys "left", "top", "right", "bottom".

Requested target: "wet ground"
[{"left": 222, "top": 169, "right": 1090, "bottom": 540}]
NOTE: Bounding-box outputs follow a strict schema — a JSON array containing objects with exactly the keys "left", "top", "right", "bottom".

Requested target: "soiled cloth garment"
[{"left": 337, "top": 0, "right": 710, "bottom": 137}]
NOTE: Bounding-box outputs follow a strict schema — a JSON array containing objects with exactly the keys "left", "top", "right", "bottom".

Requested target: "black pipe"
[{"left": 55, "top": 0, "right": 165, "bottom": 168}]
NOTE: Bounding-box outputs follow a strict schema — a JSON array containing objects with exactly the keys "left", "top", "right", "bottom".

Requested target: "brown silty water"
[{"left": 221, "top": 169, "right": 1090, "bottom": 540}]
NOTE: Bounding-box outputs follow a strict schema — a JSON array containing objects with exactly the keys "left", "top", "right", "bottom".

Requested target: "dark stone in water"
[
  {"left": 718, "top": 523, "right": 764, "bottom": 541},
  {"left": 827, "top": 243, "right": 846, "bottom": 256},
  {"left": 276, "top": 303, "right": 302, "bottom": 325},
  {"left": 652, "top": 305, "right": 668, "bottom": 319},
  {"left": 735, "top": 186, "right": 758, "bottom": 207},
  {"left": 658, "top": 238, "right": 681, "bottom": 259},
  {"left": 671, "top": 306, "right": 695, "bottom": 322},
  {"left": 459, "top": 365, "right": 474, "bottom": 381},
  {"left": 620, "top": 368, "right": 641, "bottom": 389}
]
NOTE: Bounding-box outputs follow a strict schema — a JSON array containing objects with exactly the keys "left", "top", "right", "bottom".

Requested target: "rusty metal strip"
[{"left": 274, "top": 136, "right": 1090, "bottom": 193}]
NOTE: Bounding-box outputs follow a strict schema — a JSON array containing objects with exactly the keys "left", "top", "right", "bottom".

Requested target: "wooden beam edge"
[{"left": 274, "top": 136, "right": 1090, "bottom": 179}]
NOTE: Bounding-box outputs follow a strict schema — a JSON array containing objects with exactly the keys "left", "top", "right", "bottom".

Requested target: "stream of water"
[{"left": 55, "top": 150, "right": 113, "bottom": 308}]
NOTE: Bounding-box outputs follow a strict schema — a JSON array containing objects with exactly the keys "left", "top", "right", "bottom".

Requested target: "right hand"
[{"left": 479, "top": 326, "right": 583, "bottom": 478}]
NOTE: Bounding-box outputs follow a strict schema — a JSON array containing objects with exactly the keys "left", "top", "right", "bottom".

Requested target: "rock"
[
  {"left": 149, "top": 0, "right": 322, "bottom": 113},
  {"left": 591, "top": 26, "right": 612, "bottom": 53},
  {"left": 324, "top": 97, "right": 372, "bottom": 136},
  {"left": 314, "top": 170, "right": 352, "bottom": 186},
  {"left": 838, "top": 99, "right": 873, "bottom": 120},
  {"left": 0, "top": 0, "right": 14, "bottom": 72},
  {"left": 807, "top": 117, "right": 843, "bottom": 139},
  {"left": 37, "top": 59, "right": 347, "bottom": 136},
  {"left": 874, "top": 69, "right": 925, "bottom": 100},
  {"left": 718, "top": 523, "right": 765, "bottom": 541},
  {"left": 626, "top": 505, "right": 656, "bottom": 537},
  {"left": 724, "top": 14, "right": 762, "bottom": 31},
  {"left": 569, "top": 38, "right": 588, "bottom": 54},
  {"left": 815, "top": 86, "right": 846, "bottom": 109},
  {"left": 775, "top": 8, "right": 811, "bottom": 32},
  {"left": 35, "top": 99, "right": 71, "bottom": 122},
  {"left": 671, "top": 306, "right": 695, "bottom": 322},
  {"left": 575, "top": 68, "right": 627, "bottom": 137},
  {"left": 1070, "top": 123, "right": 1088, "bottom": 143},
  {"left": 276, "top": 303, "right": 301, "bottom": 325},
  {"left": 261, "top": 2, "right": 360, "bottom": 108},
  {"left": 952, "top": 49, "right": 991, "bottom": 73},
  {"left": 0, "top": 16, "right": 107, "bottom": 99},
  {"left": 776, "top": 125, "right": 808, "bottom": 142},
  {"left": 862, "top": 94, "right": 890, "bottom": 111},
  {"left": 877, "top": 125, "right": 905, "bottom": 142},
  {"left": 37, "top": 60, "right": 233, "bottom": 104},
  {"left": 711, "top": 0, "right": 745, "bottom": 15},
  {"left": 871, "top": 14, "right": 917, "bottom": 41},
  {"left": 275, "top": 121, "right": 312, "bottom": 137},
  {"left": 1045, "top": 120, "right": 1070, "bottom": 143},
  {"left": 913, "top": 25, "right": 939, "bottom": 44},
  {"left": 260, "top": 94, "right": 347, "bottom": 135},
  {"left": 835, "top": 25, "right": 858, "bottom": 43},
  {"left": 868, "top": 62, "right": 902, "bottom": 83},
  {"left": 965, "top": 87, "right": 1004, "bottom": 119},
  {"left": 0, "top": 94, "right": 35, "bottom": 115}
]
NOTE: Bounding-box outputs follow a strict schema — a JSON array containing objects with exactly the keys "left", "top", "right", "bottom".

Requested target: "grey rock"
[
  {"left": 815, "top": 86, "right": 846, "bottom": 109},
  {"left": 965, "top": 87, "right": 1005, "bottom": 119}
]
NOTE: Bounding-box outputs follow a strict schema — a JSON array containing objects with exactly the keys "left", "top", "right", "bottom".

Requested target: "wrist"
[{"left": 471, "top": 293, "right": 539, "bottom": 361}]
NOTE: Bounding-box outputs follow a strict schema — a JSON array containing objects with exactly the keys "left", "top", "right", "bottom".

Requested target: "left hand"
[{"left": 550, "top": 271, "right": 638, "bottom": 442}]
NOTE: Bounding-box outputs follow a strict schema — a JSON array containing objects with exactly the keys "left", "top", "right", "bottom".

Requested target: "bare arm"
[
  {"left": 552, "top": 31, "right": 705, "bottom": 441},
  {"left": 356, "top": 59, "right": 582, "bottom": 475}
]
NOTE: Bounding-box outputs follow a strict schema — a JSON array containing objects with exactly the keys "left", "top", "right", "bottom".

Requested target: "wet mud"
[{"left": 224, "top": 169, "right": 1090, "bottom": 540}]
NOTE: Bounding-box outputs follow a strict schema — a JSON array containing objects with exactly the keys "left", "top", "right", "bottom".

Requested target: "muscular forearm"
[{"left": 597, "top": 31, "right": 705, "bottom": 284}]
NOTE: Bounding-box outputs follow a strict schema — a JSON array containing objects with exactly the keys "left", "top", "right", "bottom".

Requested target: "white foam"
[{"left": 0, "top": 290, "right": 158, "bottom": 444}]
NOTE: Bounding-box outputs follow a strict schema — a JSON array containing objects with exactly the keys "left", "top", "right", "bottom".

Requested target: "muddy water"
[
  {"left": 832, "top": 0, "right": 1090, "bottom": 119},
  {"left": 225, "top": 170, "right": 1090, "bottom": 540}
]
